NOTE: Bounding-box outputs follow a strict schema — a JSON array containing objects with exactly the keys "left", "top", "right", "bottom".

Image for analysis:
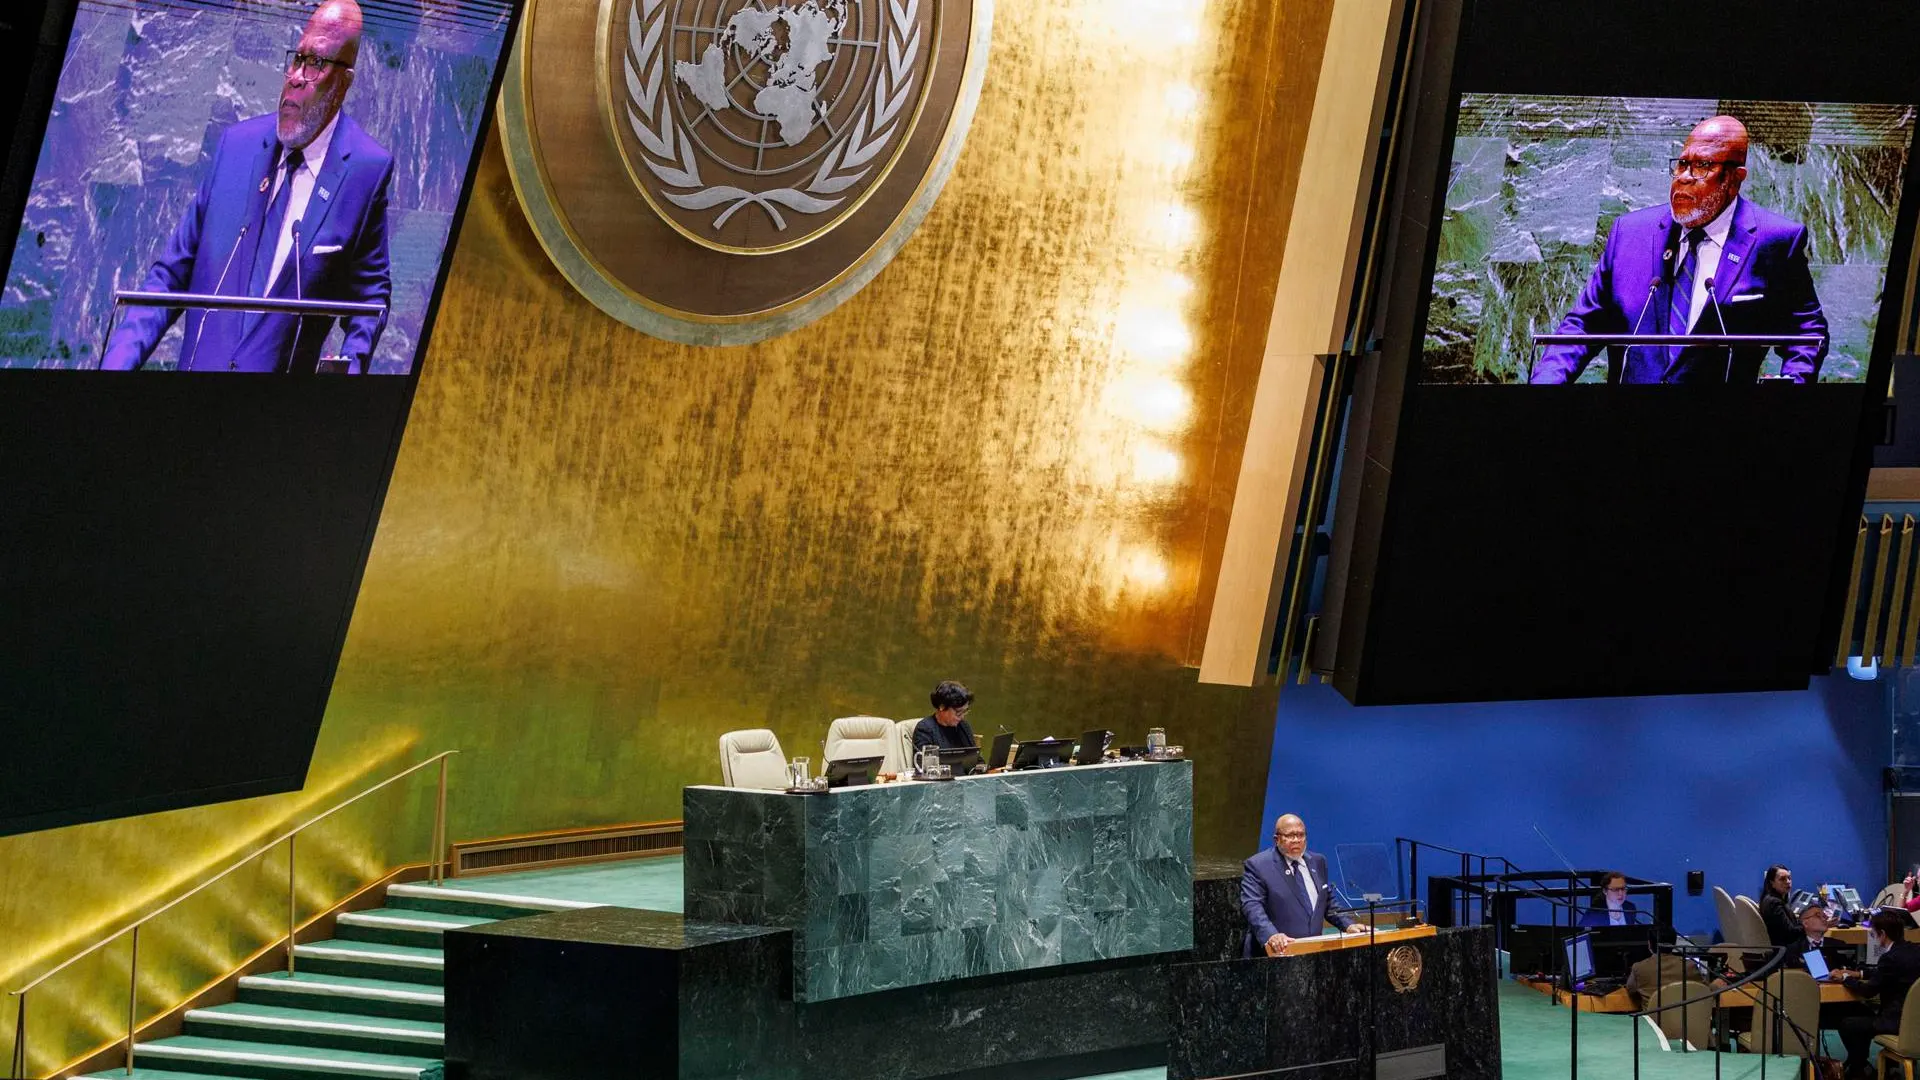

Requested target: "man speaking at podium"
[
  {"left": 1529, "top": 115, "right": 1827, "bottom": 385},
  {"left": 1241, "top": 814, "right": 1367, "bottom": 956},
  {"left": 102, "top": 0, "right": 392, "bottom": 373}
]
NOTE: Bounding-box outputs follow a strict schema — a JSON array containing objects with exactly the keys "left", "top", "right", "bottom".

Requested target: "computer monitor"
[
  {"left": 987, "top": 732, "right": 1016, "bottom": 771},
  {"left": 1010, "top": 738, "right": 1072, "bottom": 770},
  {"left": 1071, "top": 730, "right": 1111, "bottom": 766},
  {"left": 1564, "top": 933, "right": 1596, "bottom": 985},
  {"left": 936, "top": 745, "right": 981, "bottom": 774},
  {"left": 825, "top": 756, "right": 883, "bottom": 788},
  {"left": 1805, "top": 948, "right": 1832, "bottom": 982}
]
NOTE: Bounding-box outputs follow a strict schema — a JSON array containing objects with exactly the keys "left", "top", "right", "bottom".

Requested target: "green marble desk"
[{"left": 682, "top": 760, "right": 1194, "bottom": 1001}]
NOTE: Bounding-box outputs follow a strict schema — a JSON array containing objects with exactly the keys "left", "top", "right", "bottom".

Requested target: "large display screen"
[
  {"left": 0, "top": 0, "right": 519, "bottom": 836},
  {"left": 1312, "top": 0, "right": 1920, "bottom": 704},
  {"left": 1423, "top": 96, "right": 1915, "bottom": 386},
  {"left": 0, "top": 0, "right": 513, "bottom": 374}
]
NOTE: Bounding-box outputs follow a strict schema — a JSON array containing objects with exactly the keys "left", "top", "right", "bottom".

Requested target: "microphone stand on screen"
[{"left": 284, "top": 223, "right": 304, "bottom": 375}]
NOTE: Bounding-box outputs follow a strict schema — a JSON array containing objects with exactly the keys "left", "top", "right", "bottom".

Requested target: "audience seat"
[
  {"left": 825, "top": 716, "right": 904, "bottom": 774},
  {"left": 1713, "top": 886, "right": 1740, "bottom": 944},
  {"left": 718, "top": 728, "right": 788, "bottom": 789},
  {"left": 1649, "top": 979, "right": 1716, "bottom": 1051},
  {"left": 1875, "top": 883, "right": 1911, "bottom": 909},
  {"left": 1732, "top": 895, "right": 1770, "bottom": 948},
  {"left": 1737, "top": 969, "right": 1820, "bottom": 1062},
  {"left": 895, "top": 718, "right": 919, "bottom": 768},
  {"left": 1878, "top": 980, "right": 1920, "bottom": 1080}
]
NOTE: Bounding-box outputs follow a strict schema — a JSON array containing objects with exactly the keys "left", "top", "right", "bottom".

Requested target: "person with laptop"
[
  {"left": 911, "top": 680, "right": 978, "bottom": 753},
  {"left": 1837, "top": 910, "right": 1920, "bottom": 1079},
  {"left": 1789, "top": 904, "right": 1848, "bottom": 972},
  {"left": 1240, "top": 814, "right": 1369, "bottom": 957}
]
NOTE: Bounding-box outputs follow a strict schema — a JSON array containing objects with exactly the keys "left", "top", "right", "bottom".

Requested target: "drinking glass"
[{"left": 789, "top": 757, "right": 811, "bottom": 788}]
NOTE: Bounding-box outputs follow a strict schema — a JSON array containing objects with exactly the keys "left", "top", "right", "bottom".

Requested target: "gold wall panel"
[{"left": 0, "top": 0, "right": 1334, "bottom": 1071}]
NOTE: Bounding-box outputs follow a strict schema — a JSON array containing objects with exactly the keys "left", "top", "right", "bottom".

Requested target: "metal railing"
[{"left": 6, "top": 750, "right": 456, "bottom": 1080}]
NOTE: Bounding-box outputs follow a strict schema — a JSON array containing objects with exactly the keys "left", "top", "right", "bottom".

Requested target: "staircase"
[{"left": 77, "top": 882, "right": 592, "bottom": 1080}]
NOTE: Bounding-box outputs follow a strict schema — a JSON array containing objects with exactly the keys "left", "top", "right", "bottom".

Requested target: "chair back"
[
  {"left": 1750, "top": 969, "right": 1821, "bottom": 1059},
  {"left": 1874, "top": 882, "right": 1911, "bottom": 909},
  {"left": 1892, "top": 977, "right": 1920, "bottom": 1058},
  {"left": 1649, "top": 979, "right": 1715, "bottom": 1051},
  {"left": 1732, "top": 895, "right": 1769, "bottom": 947},
  {"left": 895, "top": 718, "right": 920, "bottom": 769},
  {"left": 718, "top": 728, "right": 788, "bottom": 789},
  {"left": 825, "top": 716, "right": 904, "bottom": 774},
  {"left": 1712, "top": 886, "right": 1738, "bottom": 944}
]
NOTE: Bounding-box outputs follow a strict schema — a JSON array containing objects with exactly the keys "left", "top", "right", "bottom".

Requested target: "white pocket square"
[
  {"left": 1729, "top": 292, "right": 1764, "bottom": 303},
  {"left": 311, "top": 243, "right": 344, "bottom": 255}
]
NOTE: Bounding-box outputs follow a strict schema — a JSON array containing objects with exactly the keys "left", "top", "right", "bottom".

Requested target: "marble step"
[
  {"left": 184, "top": 1001, "right": 443, "bottom": 1056},
  {"left": 237, "top": 972, "right": 444, "bottom": 1023},
  {"left": 385, "top": 881, "right": 599, "bottom": 920},
  {"left": 292, "top": 940, "right": 444, "bottom": 986},
  {"left": 133, "top": 1035, "right": 440, "bottom": 1080},
  {"left": 334, "top": 907, "right": 492, "bottom": 949}
]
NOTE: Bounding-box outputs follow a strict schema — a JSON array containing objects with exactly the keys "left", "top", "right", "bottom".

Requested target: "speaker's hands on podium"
[
  {"left": 1342, "top": 923, "right": 1371, "bottom": 934},
  {"left": 1264, "top": 933, "right": 1291, "bottom": 956}
]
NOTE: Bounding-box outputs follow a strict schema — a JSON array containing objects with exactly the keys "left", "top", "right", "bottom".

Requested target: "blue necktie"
[
  {"left": 1666, "top": 227, "right": 1706, "bottom": 374},
  {"left": 1290, "top": 858, "right": 1314, "bottom": 917},
  {"left": 245, "top": 147, "right": 304, "bottom": 332}
]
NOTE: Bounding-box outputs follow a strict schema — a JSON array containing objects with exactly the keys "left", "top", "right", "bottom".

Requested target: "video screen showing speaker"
[
  {"left": 0, "top": 0, "right": 520, "bottom": 838},
  {"left": 0, "top": 0, "right": 515, "bottom": 375},
  {"left": 1422, "top": 96, "right": 1914, "bottom": 387},
  {"left": 1313, "top": 0, "right": 1920, "bottom": 704}
]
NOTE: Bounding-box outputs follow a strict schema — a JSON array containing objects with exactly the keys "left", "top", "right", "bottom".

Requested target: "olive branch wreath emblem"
[{"left": 621, "top": 0, "right": 922, "bottom": 232}]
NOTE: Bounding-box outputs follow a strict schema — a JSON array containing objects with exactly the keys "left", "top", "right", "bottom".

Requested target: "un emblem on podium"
[
  {"left": 1387, "top": 945, "right": 1424, "bottom": 993},
  {"left": 498, "top": 0, "right": 991, "bottom": 343}
]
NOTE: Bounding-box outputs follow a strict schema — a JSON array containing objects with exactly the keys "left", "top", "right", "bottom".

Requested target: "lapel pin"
[
  {"left": 259, "top": 177, "right": 270, "bottom": 193},
  {"left": 318, "top": 186, "right": 331, "bottom": 201},
  {"left": 1728, "top": 253, "right": 1742, "bottom": 263}
]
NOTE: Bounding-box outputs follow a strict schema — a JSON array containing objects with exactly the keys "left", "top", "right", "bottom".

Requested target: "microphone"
[
  {"left": 283, "top": 222, "right": 305, "bottom": 374},
  {"left": 1701, "top": 275, "right": 1736, "bottom": 382},
  {"left": 184, "top": 223, "right": 248, "bottom": 372}
]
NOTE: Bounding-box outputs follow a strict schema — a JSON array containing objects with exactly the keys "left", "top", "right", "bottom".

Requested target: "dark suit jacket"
[
  {"left": 1845, "top": 939, "right": 1920, "bottom": 1029},
  {"left": 1241, "top": 847, "right": 1356, "bottom": 951},
  {"left": 1530, "top": 199, "right": 1828, "bottom": 385},
  {"left": 910, "top": 715, "right": 976, "bottom": 752},
  {"left": 1785, "top": 934, "right": 1849, "bottom": 971},
  {"left": 1759, "top": 894, "right": 1798, "bottom": 948},
  {"left": 1577, "top": 900, "right": 1641, "bottom": 927},
  {"left": 103, "top": 112, "right": 393, "bottom": 373}
]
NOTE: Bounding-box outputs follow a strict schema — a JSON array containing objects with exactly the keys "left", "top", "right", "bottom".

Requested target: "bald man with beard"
[
  {"left": 1530, "top": 115, "right": 1829, "bottom": 385},
  {"left": 104, "top": 0, "right": 394, "bottom": 373}
]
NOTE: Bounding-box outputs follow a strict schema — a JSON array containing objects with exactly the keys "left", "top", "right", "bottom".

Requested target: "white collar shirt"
[
  {"left": 1679, "top": 195, "right": 1739, "bottom": 332},
  {"left": 265, "top": 113, "right": 340, "bottom": 293}
]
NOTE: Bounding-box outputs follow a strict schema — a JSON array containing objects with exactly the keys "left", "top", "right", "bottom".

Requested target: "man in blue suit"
[
  {"left": 103, "top": 0, "right": 392, "bottom": 373},
  {"left": 1241, "top": 814, "right": 1367, "bottom": 956},
  {"left": 1530, "top": 115, "right": 1828, "bottom": 385}
]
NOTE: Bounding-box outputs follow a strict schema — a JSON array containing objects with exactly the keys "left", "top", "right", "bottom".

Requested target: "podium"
[
  {"left": 1530, "top": 331, "right": 1825, "bottom": 383},
  {"left": 109, "top": 289, "right": 386, "bottom": 373},
  {"left": 1167, "top": 925, "right": 1499, "bottom": 1080}
]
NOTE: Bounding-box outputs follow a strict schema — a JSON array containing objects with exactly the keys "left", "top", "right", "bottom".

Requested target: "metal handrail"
[{"left": 6, "top": 750, "right": 457, "bottom": 1079}]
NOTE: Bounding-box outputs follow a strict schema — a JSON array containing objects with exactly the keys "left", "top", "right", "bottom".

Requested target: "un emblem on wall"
[{"left": 497, "top": 0, "right": 991, "bottom": 343}]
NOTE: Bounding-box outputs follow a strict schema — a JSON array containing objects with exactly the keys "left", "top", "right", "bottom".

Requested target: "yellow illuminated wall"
[{"left": 0, "top": 0, "right": 1335, "bottom": 1071}]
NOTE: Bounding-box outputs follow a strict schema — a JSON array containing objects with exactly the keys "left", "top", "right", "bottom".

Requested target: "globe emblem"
[{"left": 615, "top": 0, "right": 929, "bottom": 251}]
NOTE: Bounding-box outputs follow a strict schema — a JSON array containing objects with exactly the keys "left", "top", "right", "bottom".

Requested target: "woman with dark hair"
[{"left": 1758, "top": 864, "right": 1797, "bottom": 947}]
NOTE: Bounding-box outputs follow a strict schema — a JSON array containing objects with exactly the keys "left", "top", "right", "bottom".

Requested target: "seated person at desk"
[
  {"left": 1759, "top": 864, "right": 1799, "bottom": 947},
  {"left": 911, "top": 680, "right": 977, "bottom": 752},
  {"left": 1789, "top": 904, "right": 1848, "bottom": 970},
  {"left": 1579, "top": 871, "right": 1641, "bottom": 926},
  {"left": 1241, "top": 814, "right": 1368, "bottom": 956},
  {"left": 1839, "top": 910, "right": 1920, "bottom": 1080},
  {"left": 1624, "top": 948, "right": 1709, "bottom": 1010}
]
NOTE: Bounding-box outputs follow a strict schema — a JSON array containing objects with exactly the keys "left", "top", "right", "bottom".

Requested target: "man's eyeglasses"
[
  {"left": 1668, "top": 156, "right": 1744, "bottom": 180},
  {"left": 1276, "top": 830, "right": 1306, "bottom": 840},
  {"left": 950, "top": 705, "right": 970, "bottom": 718},
  {"left": 285, "top": 50, "right": 352, "bottom": 78}
]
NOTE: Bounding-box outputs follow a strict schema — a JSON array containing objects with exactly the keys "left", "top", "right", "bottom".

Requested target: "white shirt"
[
  {"left": 1677, "top": 196, "right": 1739, "bottom": 333},
  {"left": 1288, "top": 855, "right": 1318, "bottom": 917},
  {"left": 264, "top": 113, "right": 339, "bottom": 293}
]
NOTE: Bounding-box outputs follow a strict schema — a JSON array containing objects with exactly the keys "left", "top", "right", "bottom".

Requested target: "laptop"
[
  {"left": 825, "top": 756, "right": 883, "bottom": 788},
  {"left": 1071, "top": 729, "right": 1111, "bottom": 766},
  {"left": 1563, "top": 932, "right": 1619, "bottom": 993},
  {"left": 988, "top": 731, "right": 1016, "bottom": 771},
  {"left": 1804, "top": 948, "right": 1834, "bottom": 982}
]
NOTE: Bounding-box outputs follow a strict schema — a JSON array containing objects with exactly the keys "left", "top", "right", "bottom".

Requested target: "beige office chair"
[
  {"left": 1738, "top": 969, "right": 1820, "bottom": 1063},
  {"left": 1733, "top": 895, "right": 1771, "bottom": 948},
  {"left": 1648, "top": 979, "right": 1717, "bottom": 1051},
  {"left": 824, "top": 716, "right": 904, "bottom": 774},
  {"left": 1875, "top": 976, "right": 1920, "bottom": 1079},
  {"left": 1875, "top": 882, "right": 1912, "bottom": 909},
  {"left": 895, "top": 718, "right": 920, "bottom": 769},
  {"left": 718, "top": 728, "right": 788, "bottom": 789},
  {"left": 1713, "top": 886, "right": 1740, "bottom": 944}
]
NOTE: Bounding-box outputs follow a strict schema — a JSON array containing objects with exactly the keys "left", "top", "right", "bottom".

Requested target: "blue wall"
[{"left": 1260, "top": 675, "right": 1891, "bottom": 936}]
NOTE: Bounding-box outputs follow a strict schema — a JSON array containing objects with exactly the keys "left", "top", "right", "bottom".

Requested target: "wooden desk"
[
  {"left": 1829, "top": 927, "right": 1868, "bottom": 946},
  {"left": 1718, "top": 980, "right": 1863, "bottom": 1006},
  {"left": 1277, "top": 924, "right": 1435, "bottom": 956},
  {"left": 1516, "top": 978, "right": 1637, "bottom": 1014}
]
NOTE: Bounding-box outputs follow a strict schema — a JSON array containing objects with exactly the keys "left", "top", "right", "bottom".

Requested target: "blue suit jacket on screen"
[
  {"left": 1529, "top": 199, "right": 1829, "bottom": 385},
  {"left": 102, "top": 113, "right": 393, "bottom": 373},
  {"left": 1241, "top": 847, "right": 1355, "bottom": 953},
  {"left": 1576, "top": 900, "right": 1641, "bottom": 927}
]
